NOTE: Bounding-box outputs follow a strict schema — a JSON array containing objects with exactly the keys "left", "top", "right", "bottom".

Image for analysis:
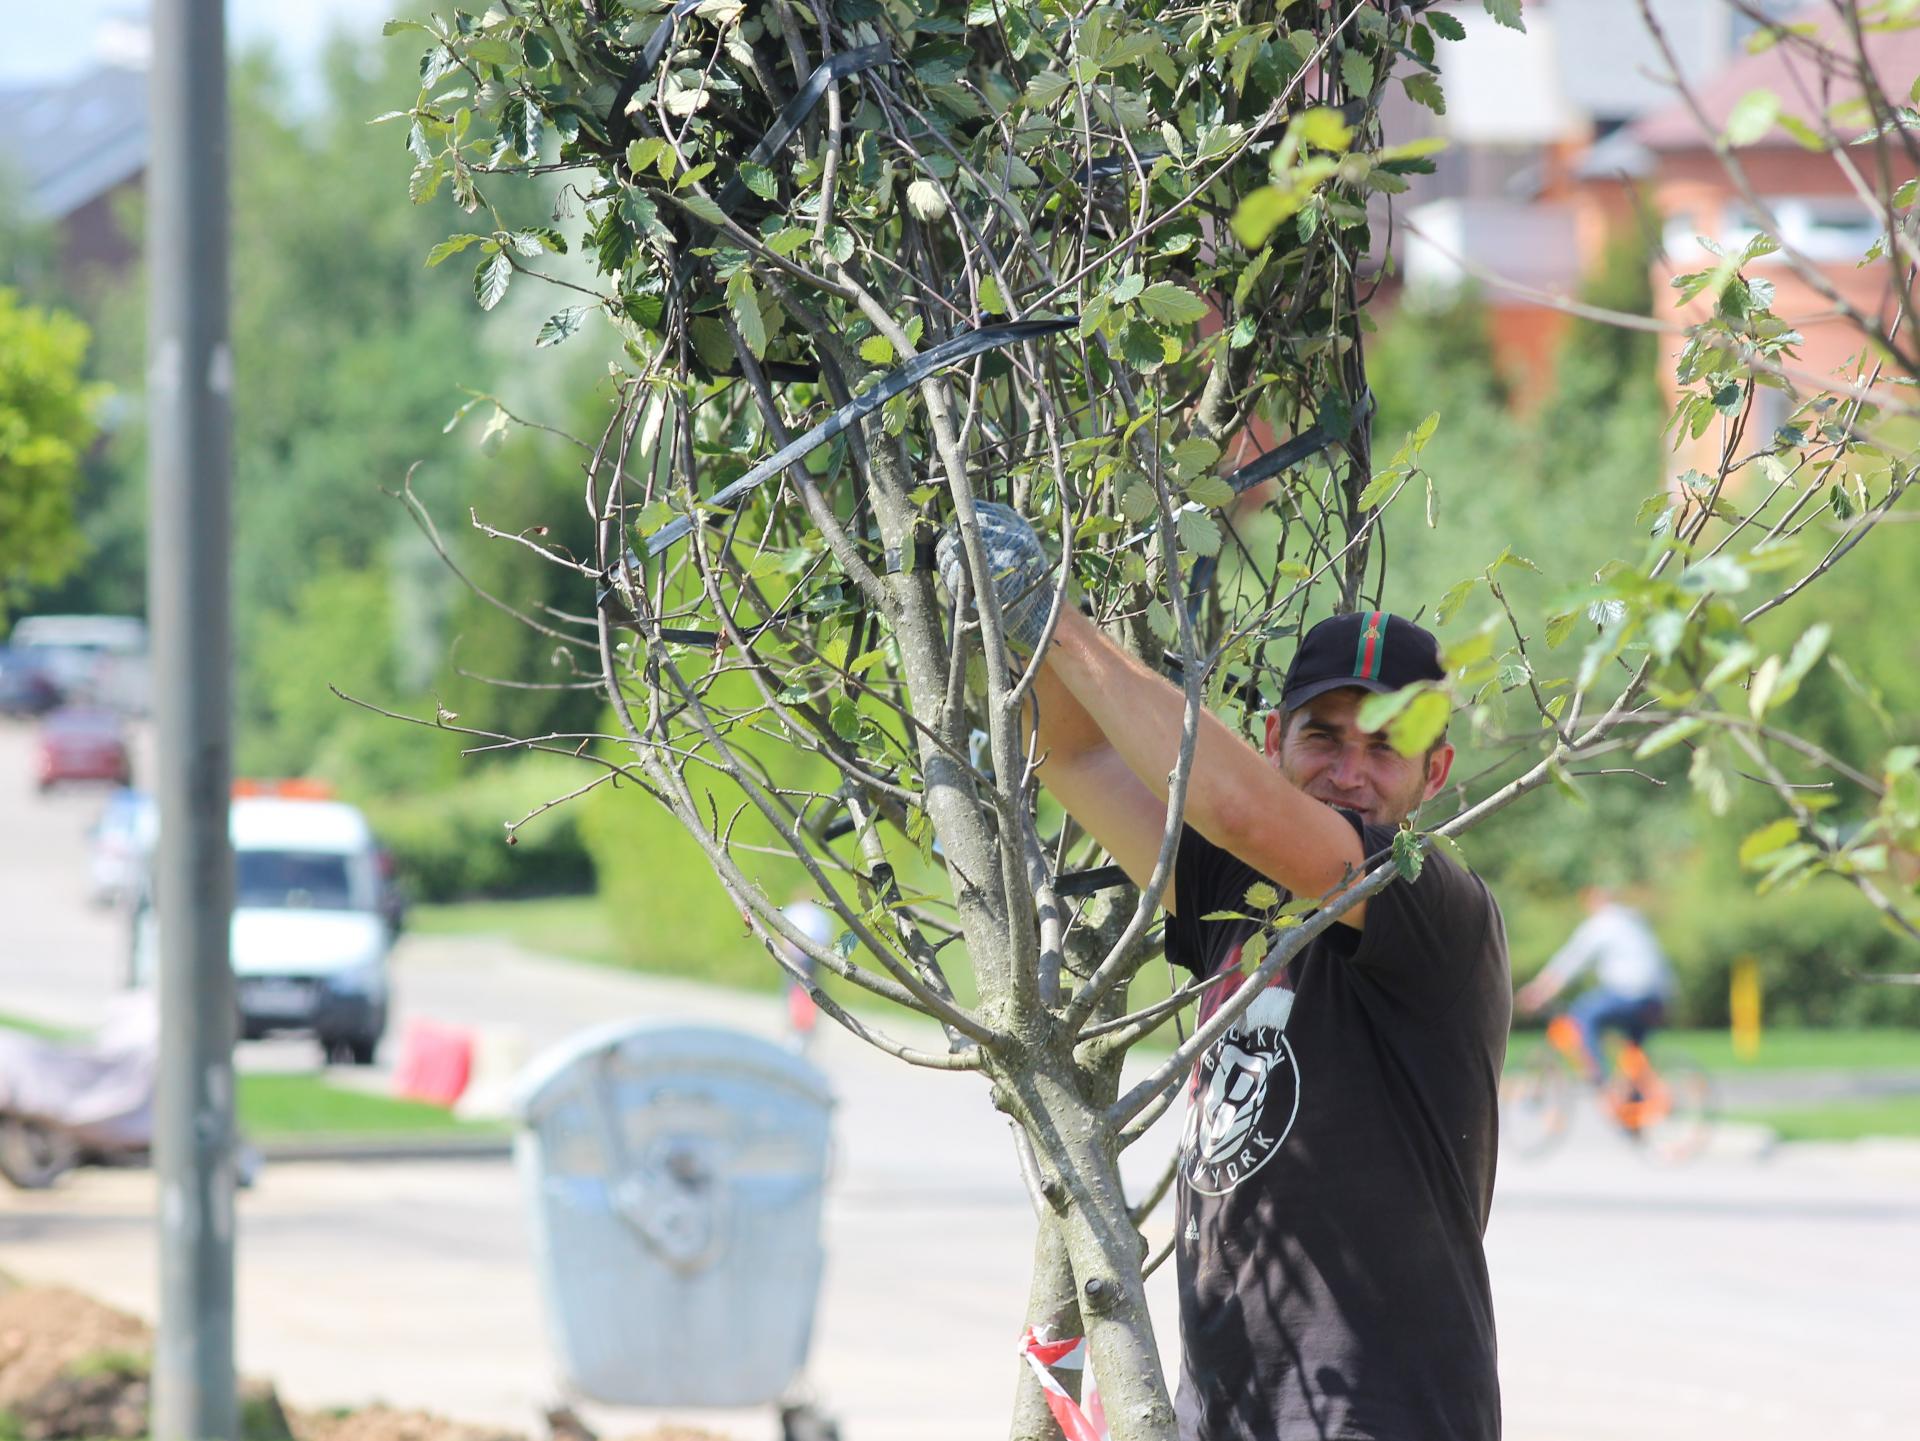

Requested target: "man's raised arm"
[{"left": 1038, "top": 608, "right": 1365, "bottom": 917}]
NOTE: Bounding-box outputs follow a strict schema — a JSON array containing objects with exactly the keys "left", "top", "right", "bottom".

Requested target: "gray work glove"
[{"left": 936, "top": 500, "right": 1057, "bottom": 655}]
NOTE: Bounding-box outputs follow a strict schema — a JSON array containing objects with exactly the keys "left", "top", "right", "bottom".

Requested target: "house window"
[{"left": 1724, "top": 198, "right": 1880, "bottom": 264}]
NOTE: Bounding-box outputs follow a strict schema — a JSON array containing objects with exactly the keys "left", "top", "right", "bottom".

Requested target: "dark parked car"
[
  {"left": 35, "top": 708, "right": 133, "bottom": 791},
  {"left": 0, "top": 648, "right": 62, "bottom": 717}
]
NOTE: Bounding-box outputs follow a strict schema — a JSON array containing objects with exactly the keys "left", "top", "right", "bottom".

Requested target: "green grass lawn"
[
  {"left": 0, "top": 1012, "right": 81, "bottom": 1041},
  {"left": 236, "top": 1073, "right": 504, "bottom": 1142},
  {"left": 407, "top": 895, "right": 636, "bottom": 972},
  {"left": 1730, "top": 1094, "right": 1920, "bottom": 1142},
  {"left": 1506, "top": 1027, "right": 1920, "bottom": 1074}
]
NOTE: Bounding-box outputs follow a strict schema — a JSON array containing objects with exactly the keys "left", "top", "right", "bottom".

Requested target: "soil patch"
[
  {"left": 0, "top": 1283, "right": 150, "bottom": 1409},
  {"left": 0, "top": 1280, "right": 735, "bottom": 1441}
]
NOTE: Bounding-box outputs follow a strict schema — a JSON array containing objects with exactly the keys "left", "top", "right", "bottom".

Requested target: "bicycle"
[{"left": 1500, "top": 1013, "right": 1717, "bottom": 1164}]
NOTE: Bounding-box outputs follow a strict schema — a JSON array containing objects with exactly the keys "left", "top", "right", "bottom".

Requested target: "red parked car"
[{"left": 35, "top": 708, "right": 133, "bottom": 792}]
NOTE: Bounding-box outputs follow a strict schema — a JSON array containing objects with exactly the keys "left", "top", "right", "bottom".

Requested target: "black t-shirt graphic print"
[{"left": 1166, "top": 812, "right": 1511, "bottom": 1441}]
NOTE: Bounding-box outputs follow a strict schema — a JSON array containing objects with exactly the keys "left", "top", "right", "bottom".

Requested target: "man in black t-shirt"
[{"left": 941, "top": 503, "right": 1510, "bottom": 1440}]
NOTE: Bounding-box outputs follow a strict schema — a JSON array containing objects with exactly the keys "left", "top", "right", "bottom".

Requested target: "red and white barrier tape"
[{"left": 1018, "top": 1327, "right": 1110, "bottom": 1441}]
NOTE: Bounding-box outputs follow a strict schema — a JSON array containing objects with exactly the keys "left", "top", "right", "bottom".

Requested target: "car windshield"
[{"left": 236, "top": 850, "right": 357, "bottom": 910}]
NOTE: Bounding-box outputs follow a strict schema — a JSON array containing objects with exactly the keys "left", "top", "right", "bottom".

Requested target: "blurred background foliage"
[{"left": 2, "top": 18, "right": 1913, "bottom": 1024}]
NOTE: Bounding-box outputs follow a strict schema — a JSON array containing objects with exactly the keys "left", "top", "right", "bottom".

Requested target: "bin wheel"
[{"left": 779, "top": 1403, "right": 840, "bottom": 1441}]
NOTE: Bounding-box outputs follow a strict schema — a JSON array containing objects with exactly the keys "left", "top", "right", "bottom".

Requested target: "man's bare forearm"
[
  {"left": 1042, "top": 610, "right": 1270, "bottom": 837},
  {"left": 1040, "top": 609, "right": 1364, "bottom": 907}
]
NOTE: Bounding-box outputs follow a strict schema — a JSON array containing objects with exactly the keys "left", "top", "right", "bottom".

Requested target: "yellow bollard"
[{"left": 1730, "top": 955, "right": 1762, "bottom": 1061}]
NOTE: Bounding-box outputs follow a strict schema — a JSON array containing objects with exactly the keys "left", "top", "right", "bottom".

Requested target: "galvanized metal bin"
[{"left": 513, "top": 1021, "right": 834, "bottom": 1407}]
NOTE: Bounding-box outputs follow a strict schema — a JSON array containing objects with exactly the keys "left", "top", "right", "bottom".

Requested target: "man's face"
[{"left": 1264, "top": 687, "right": 1453, "bottom": 828}]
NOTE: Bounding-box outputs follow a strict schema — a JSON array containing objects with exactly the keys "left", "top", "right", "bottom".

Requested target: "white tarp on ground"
[{"left": 0, "top": 991, "right": 155, "bottom": 1148}]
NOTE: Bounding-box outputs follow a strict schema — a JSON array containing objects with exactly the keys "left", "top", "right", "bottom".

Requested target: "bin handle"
[{"left": 587, "top": 1053, "right": 729, "bottom": 1273}]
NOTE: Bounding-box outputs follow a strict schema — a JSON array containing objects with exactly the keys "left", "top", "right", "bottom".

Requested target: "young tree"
[
  {"left": 0, "top": 289, "right": 100, "bottom": 620},
  {"left": 385, "top": 2, "right": 1918, "bottom": 1434}
]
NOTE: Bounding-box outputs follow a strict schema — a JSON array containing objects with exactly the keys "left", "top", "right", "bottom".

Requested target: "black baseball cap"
[{"left": 1280, "top": 610, "right": 1445, "bottom": 711}]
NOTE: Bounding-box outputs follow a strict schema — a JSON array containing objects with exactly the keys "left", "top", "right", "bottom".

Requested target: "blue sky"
[{"left": 2, "top": 1, "right": 402, "bottom": 85}]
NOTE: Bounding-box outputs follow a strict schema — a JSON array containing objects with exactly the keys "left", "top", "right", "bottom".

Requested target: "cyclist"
[{"left": 1516, "top": 887, "right": 1675, "bottom": 1081}]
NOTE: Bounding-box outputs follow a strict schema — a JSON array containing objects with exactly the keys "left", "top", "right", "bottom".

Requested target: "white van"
[
  {"left": 132, "top": 793, "right": 392, "bottom": 1065},
  {"left": 9, "top": 614, "right": 150, "bottom": 715}
]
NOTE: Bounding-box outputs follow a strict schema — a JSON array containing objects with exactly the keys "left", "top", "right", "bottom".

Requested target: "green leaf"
[
  {"left": 1138, "top": 282, "right": 1210, "bottom": 326},
  {"left": 1702, "top": 641, "right": 1758, "bottom": 691},
  {"left": 626, "top": 137, "right": 675, "bottom": 179},
  {"left": 858, "top": 335, "right": 895, "bottom": 365},
  {"left": 1430, "top": 12, "right": 1467, "bottom": 40},
  {"left": 1483, "top": 0, "right": 1525, "bottom": 31},
  {"left": 1391, "top": 829, "right": 1426, "bottom": 882},
  {"left": 1356, "top": 687, "right": 1418, "bottom": 732},
  {"left": 1387, "top": 689, "right": 1450, "bottom": 756},
  {"left": 473, "top": 250, "right": 513, "bottom": 311},
  {"left": 1179, "top": 508, "right": 1222, "bottom": 557},
  {"left": 1436, "top": 578, "right": 1478, "bottom": 626},
  {"left": 1775, "top": 622, "right": 1831, "bottom": 700},
  {"left": 731, "top": 278, "right": 768, "bottom": 359},
  {"left": 1243, "top": 881, "right": 1280, "bottom": 911},
  {"left": 502, "top": 94, "right": 543, "bottom": 160},
  {"left": 739, "top": 161, "right": 778, "bottom": 201},
  {"left": 1298, "top": 107, "right": 1353, "bottom": 152},
  {"left": 1118, "top": 481, "right": 1156, "bottom": 523},
  {"left": 427, "top": 233, "right": 483, "bottom": 266},
  {"left": 1357, "top": 468, "right": 1405, "bottom": 509},
  {"left": 765, "top": 225, "right": 812, "bottom": 257},
  {"left": 830, "top": 697, "right": 862, "bottom": 741},
  {"left": 1145, "top": 599, "right": 1177, "bottom": 646},
  {"left": 1402, "top": 73, "right": 1446, "bottom": 116},
  {"left": 1739, "top": 819, "right": 1800, "bottom": 868},
  {"left": 1633, "top": 716, "right": 1706, "bottom": 759},
  {"left": 1725, "top": 89, "right": 1781, "bottom": 147},
  {"left": 635, "top": 500, "right": 676, "bottom": 538},
  {"left": 1121, "top": 320, "right": 1169, "bottom": 372},
  {"left": 535, "top": 306, "right": 589, "bottom": 347},
  {"left": 1171, "top": 437, "right": 1221, "bottom": 479},
  {"left": 1776, "top": 113, "right": 1828, "bottom": 151},
  {"left": 1748, "top": 653, "right": 1784, "bottom": 719},
  {"left": 1340, "top": 49, "right": 1374, "bottom": 97},
  {"left": 978, "top": 274, "right": 1007, "bottom": 315},
  {"left": 689, "top": 316, "right": 734, "bottom": 372},
  {"left": 677, "top": 193, "right": 730, "bottom": 228},
  {"left": 1231, "top": 187, "right": 1298, "bottom": 249},
  {"left": 906, "top": 179, "right": 948, "bottom": 221},
  {"left": 1489, "top": 546, "right": 1541, "bottom": 576},
  {"left": 1110, "top": 271, "right": 1145, "bottom": 305},
  {"left": 1185, "top": 474, "right": 1235, "bottom": 508}
]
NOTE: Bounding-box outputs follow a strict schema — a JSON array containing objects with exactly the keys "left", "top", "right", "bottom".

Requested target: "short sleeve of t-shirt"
[
  {"left": 1168, "top": 812, "right": 1501, "bottom": 1008},
  {"left": 1335, "top": 810, "right": 1501, "bottom": 1008}
]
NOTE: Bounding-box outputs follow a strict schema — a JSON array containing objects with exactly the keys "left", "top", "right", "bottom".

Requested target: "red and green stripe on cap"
[{"left": 1352, "top": 610, "right": 1389, "bottom": 681}]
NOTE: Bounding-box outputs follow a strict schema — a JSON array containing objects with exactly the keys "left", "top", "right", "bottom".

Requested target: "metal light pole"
[{"left": 147, "top": 2, "right": 236, "bottom": 1438}]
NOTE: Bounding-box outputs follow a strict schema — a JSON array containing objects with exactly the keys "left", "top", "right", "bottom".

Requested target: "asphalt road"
[{"left": 1, "top": 720, "right": 1917, "bottom": 1440}]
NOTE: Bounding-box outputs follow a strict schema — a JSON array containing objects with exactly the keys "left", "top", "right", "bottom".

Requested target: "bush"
[
  {"left": 356, "top": 757, "right": 595, "bottom": 902},
  {"left": 1660, "top": 878, "right": 1920, "bottom": 1028}
]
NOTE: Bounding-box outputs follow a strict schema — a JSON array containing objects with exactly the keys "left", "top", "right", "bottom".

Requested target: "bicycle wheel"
[
  {"left": 1628, "top": 1048, "right": 1716, "bottom": 1165},
  {"left": 1500, "top": 1043, "right": 1574, "bottom": 1157}
]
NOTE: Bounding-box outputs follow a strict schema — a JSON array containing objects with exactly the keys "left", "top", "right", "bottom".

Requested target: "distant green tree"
[{"left": 0, "top": 289, "right": 101, "bottom": 620}]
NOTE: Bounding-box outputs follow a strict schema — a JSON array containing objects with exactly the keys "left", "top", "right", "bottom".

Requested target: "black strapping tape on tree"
[
  {"left": 716, "top": 45, "right": 893, "bottom": 215},
  {"left": 608, "top": 0, "right": 708, "bottom": 149},
  {"left": 609, "top": 316, "right": 1076, "bottom": 579}
]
